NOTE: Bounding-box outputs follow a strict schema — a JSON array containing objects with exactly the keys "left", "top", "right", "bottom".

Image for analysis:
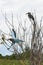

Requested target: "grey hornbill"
[
  {"left": 26, "top": 12, "right": 34, "bottom": 21},
  {"left": 26, "top": 12, "right": 36, "bottom": 43}
]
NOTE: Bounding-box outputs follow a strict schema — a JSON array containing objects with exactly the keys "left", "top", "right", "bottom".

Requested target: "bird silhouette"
[
  {"left": 7, "top": 29, "right": 24, "bottom": 49},
  {"left": 26, "top": 12, "right": 34, "bottom": 21}
]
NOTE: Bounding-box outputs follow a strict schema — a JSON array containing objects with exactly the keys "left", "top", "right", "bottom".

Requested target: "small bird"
[
  {"left": 26, "top": 12, "right": 34, "bottom": 21},
  {"left": 7, "top": 29, "right": 24, "bottom": 49}
]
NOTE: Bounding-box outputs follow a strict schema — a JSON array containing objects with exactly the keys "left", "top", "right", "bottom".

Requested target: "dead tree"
[{"left": 26, "top": 12, "right": 43, "bottom": 65}]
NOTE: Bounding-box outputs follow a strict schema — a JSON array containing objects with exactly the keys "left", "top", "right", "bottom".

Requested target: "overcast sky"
[{"left": 0, "top": 0, "right": 43, "bottom": 56}]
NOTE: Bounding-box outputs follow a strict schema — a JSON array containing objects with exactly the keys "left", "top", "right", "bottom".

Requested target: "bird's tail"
[{"left": 19, "top": 40, "right": 25, "bottom": 42}]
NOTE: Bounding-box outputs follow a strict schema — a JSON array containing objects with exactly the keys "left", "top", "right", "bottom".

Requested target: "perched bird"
[
  {"left": 26, "top": 12, "right": 34, "bottom": 21},
  {"left": 8, "top": 29, "right": 24, "bottom": 49}
]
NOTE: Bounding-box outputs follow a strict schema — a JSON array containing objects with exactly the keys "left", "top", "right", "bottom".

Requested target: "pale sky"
[{"left": 0, "top": 0, "right": 43, "bottom": 56}]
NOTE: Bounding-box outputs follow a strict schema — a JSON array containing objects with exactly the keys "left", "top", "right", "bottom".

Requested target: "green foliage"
[
  {"left": 0, "top": 52, "right": 43, "bottom": 65},
  {"left": 0, "top": 58, "right": 43, "bottom": 65},
  {"left": 0, "top": 50, "right": 30, "bottom": 60}
]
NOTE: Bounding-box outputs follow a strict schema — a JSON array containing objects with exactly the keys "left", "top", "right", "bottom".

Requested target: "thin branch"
[
  {"left": 16, "top": 14, "right": 24, "bottom": 30},
  {"left": 5, "top": 12, "right": 12, "bottom": 32},
  {"left": 1, "top": 10, "right": 13, "bottom": 27},
  {"left": 11, "top": 12, "right": 14, "bottom": 29},
  {"left": 0, "top": 29, "right": 12, "bottom": 36}
]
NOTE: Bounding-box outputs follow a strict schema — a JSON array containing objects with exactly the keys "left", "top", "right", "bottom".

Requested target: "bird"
[
  {"left": 26, "top": 12, "right": 34, "bottom": 21},
  {"left": 7, "top": 38, "right": 24, "bottom": 50},
  {"left": 7, "top": 29, "right": 24, "bottom": 49}
]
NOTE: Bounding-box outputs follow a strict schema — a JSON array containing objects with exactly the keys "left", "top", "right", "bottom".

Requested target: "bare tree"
[{"left": 26, "top": 12, "right": 43, "bottom": 65}]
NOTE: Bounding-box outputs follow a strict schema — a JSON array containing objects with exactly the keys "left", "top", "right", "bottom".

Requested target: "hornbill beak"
[{"left": 26, "top": 12, "right": 31, "bottom": 14}]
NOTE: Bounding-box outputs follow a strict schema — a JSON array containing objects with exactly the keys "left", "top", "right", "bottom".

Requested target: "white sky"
[{"left": 0, "top": 0, "right": 43, "bottom": 56}]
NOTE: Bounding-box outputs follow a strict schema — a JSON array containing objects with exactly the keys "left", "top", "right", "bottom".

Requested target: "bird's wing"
[
  {"left": 11, "top": 30, "right": 16, "bottom": 39},
  {"left": 12, "top": 29, "right": 16, "bottom": 38}
]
